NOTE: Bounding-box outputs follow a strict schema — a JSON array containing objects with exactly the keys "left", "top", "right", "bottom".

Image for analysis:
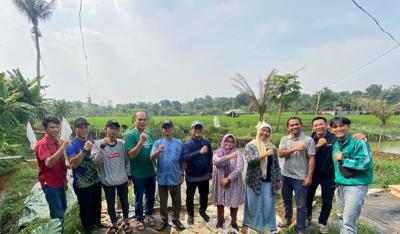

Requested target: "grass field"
[{"left": 82, "top": 113, "right": 400, "bottom": 143}]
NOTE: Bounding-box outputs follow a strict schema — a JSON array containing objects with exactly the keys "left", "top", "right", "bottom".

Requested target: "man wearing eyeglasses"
[{"left": 125, "top": 111, "right": 156, "bottom": 231}]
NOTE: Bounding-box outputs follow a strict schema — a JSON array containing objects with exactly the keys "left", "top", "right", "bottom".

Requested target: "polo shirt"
[{"left": 151, "top": 138, "right": 182, "bottom": 185}]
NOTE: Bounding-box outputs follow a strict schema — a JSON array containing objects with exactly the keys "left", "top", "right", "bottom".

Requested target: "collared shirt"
[
  {"left": 35, "top": 134, "right": 67, "bottom": 188},
  {"left": 151, "top": 137, "right": 182, "bottom": 185},
  {"left": 66, "top": 137, "right": 100, "bottom": 188},
  {"left": 279, "top": 132, "right": 316, "bottom": 180}
]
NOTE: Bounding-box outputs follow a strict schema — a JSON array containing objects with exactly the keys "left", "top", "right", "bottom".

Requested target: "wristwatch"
[{"left": 82, "top": 148, "right": 90, "bottom": 154}]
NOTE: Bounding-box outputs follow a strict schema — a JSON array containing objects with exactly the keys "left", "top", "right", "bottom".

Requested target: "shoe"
[
  {"left": 216, "top": 222, "right": 223, "bottom": 229},
  {"left": 277, "top": 218, "right": 291, "bottom": 227},
  {"left": 231, "top": 223, "right": 239, "bottom": 232},
  {"left": 156, "top": 220, "right": 170, "bottom": 231},
  {"left": 199, "top": 211, "right": 210, "bottom": 222},
  {"left": 306, "top": 218, "right": 312, "bottom": 227},
  {"left": 172, "top": 220, "right": 185, "bottom": 231},
  {"left": 319, "top": 224, "right": 328, "bottom": 233},
  {"left": 187, "top": 215, "right": 194, "bottom": 225}
]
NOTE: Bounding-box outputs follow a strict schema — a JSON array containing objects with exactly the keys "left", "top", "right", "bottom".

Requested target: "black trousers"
[
  {"left": 73, "top": 182, "right": 102, "bottom": 229},
  {"left": 306, "top": 175, "right": 336, "bottom": 225},
  {"left": 186, "top": 180, "right": 209, "bottom": 216}
]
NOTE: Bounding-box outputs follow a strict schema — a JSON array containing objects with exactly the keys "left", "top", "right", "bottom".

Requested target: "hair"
[
  {"left": 42, "top": 116, "right": 60, "bottom": 129},
  {"left": 330, "top": 117, "right": 351, "bottom": 127},
  {"left": 312, "top": 116, "right": 327, "bottom": 125},
  {"left": 287, "top": 116, "right": 302, "bottom": 127}
]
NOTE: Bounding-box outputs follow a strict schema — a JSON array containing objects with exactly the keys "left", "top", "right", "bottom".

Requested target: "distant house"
[{"left": 224, "top": 109, "right": 245, "bottom": 117}]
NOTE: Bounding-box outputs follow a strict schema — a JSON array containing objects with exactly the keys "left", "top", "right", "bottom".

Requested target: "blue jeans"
[
  {"left": 336, "top": 185, "right": 368, "bottom": 234},
  {"left": 281, "top": 176, "right": 308, "bottom": 232},
  {"left": 103, "top": 182, "right": 130, "bottom": 225},
  {"left": 132, "top": 175, "right": 155, "bottom": 221},
  {"left": 43, "top": 186, "right": 67, "bottom": 232},
  {"left": 243, "top": 182, "right": 276, "bottom": 232}
]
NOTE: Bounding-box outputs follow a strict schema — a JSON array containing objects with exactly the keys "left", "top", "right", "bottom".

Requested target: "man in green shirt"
[{"left": 125, "top": 111, "right": 156, "bottom": 231}]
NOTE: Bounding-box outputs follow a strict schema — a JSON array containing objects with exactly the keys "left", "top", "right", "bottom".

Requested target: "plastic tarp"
[{"left": 17, "top": 171, "right": 77, "bottom": 227}]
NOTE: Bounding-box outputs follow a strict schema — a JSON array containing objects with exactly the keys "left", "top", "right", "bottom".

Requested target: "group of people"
[{"left": 34, "top": 112, "right": 373, "bottom": 234}]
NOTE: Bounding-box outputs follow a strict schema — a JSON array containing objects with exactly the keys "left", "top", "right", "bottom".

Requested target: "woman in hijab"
[
  {"left": 212, "top": 134, "right": 244, "bottom": 232},
  {"left": 242, "top": 122, "right": 281, "bottom": 234}
]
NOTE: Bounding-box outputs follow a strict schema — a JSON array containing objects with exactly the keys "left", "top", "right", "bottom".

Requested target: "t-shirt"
[
  {"left": 151, "top": 138, "right": 182, "bottom": 186},
  {"left": 125, "top": 128, "right": 155, "bottom": 178},
  {"left": 279, "top": 132, "right": 316, "bottom": 180},
  {"left": 35, "top": 135, "right": 67, "bottom": 188},
  {"left": 66, "top": 137, "right": 100, "bottom": 188}
]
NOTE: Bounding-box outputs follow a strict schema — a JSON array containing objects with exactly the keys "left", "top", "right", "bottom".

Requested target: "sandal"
[
  {"left": 107, "top": 226, "right": 119, "bottom": 234},
  {"left": 241, "top": 225, "right": 249, "bottom": 234},
  {"left": 145, "top": 215, "right": 156, "bottom": 227},
  {"left": 136, "top": 221, "right": 145, "bottom": 231},
  {"left": 123, "top": 222, "right": 132, "bottom": 233}
]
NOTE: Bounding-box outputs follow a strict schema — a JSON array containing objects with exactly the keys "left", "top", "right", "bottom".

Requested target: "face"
[
  {"left": 135, "top": 112, "right": 147, "bottom": 130},
  {"left": 223, "top": 136, "right": 235, "bottom": 150},
  {"left": 288, "top": 119, "right": 302, "bottom": 135},
  {"left": 331, "top": 123, "right": 350, "bottom": 139},
  {"left": 74, "top": 125, "right": 89, "bottom": 139},
  {"left": 45, "top": 122, "right": 60, "bottom": 138},
  {"left": 106, "top": 125, "right": 119, "bottom": 139},
  {"left": 259, "top": 127, "right": 271, "bottom": 141},
  {"left": 191, "top": 125, "right": 203, "bottom": 137},
  {"left": 312, "top": 119, "right": 327, "bottom": 136},
  {"left": 161, "top": 125, "right": 173, "bottom": 137}
]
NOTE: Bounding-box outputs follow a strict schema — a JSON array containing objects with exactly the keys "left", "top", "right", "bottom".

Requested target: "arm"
[
  {"left": 342, "top": 141, "right": 372, "bottom": 170},
  {"left": 243, "top": 144, "right": 260, "bottom": 164},
  {"left": 272, "top": 150, "right": 282, "bottom": 181},
  {"left": 213, "top": 153, "right": 230, "bottom": 167},
  {"left": 150, "top": 141, "right": 161, "bottom": 162},
  {"left": 92, "top": 143, "right": 106, "bottom": 166},
  {"left": 44, "top": 140, "right": 69, "bottom": 168},
  {"left": 278, "top": 137, "right": 295, "bottom": 158},
  {"left": 227, "top": 152, "right": 244, "bottom": 181},
  {"left": 69, "top": 141, "right": 93, "bottom": 169},
  {"left": 124, "top": 143, "right": 131, "bottom": 177},
  {"left": 181, "top": 142, "right": 201, "bottom": 161}
]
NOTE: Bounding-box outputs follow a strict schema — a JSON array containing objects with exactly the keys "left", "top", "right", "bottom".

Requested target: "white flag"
[
  {"left": 60, "top": 117, "right": 73, "bottom": 141},
  {"left": 213, "top": 115, "right": 221, "bottom": 128},
  {"left": 26, "top": 122, "right": 37, "bottom": 150}
]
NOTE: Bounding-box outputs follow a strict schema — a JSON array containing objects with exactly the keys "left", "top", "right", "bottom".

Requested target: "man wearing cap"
[
  {"left": 35, "top": 116, "right": 70, "bottom": 231},
  {"left": 182, "top": 120, "right": 213, "bottom": 225},
  {"left": 125, "top": 111, "right": 156, "bottom": 230},
  {"left": 150, "top": 120, "right": 186, "bottom": 231},
  {"left": 66, "top": 117, "right": 102, "bottom": 231},
  {"left": 92, "top": 120, "right": 132, "bottom": 234}
]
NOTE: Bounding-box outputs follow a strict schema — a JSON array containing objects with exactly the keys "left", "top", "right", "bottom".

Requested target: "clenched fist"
[
  {"left": 84, "top": 141, "right": 93, "bottom": 150},
  {"left": 139, "top": 132, "right": 148, "bottom": 144},
  {"left": 199, "top": 146, "right": 208, "bottom": 154}
]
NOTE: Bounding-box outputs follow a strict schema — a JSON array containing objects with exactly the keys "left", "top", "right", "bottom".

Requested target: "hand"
[
  {"left": 179, "top": 175, "right": 184, "bottom": 185},
  {"left": 84, "top": 141, "right": 93, "bottom": 150},
  {"left": 127, "top": 180, "right": 132, "bottom": 186},
  {"left": 275, "top": 180, "right": 282, "bottom": 190},
  {"left": 220, "top": 178, "right": 230, "bottom": 188},
  {"left": 228, "top": 152, "right": 237, "bottom": 159},
  {"left": 303, "top": 176, "right": 312, "bottom": 187},
  {"left": 60, "top": 140, "right": 70, "bottom": 150},
  {"left": 101, "top": 137, "right": 110, "bottom": 146},
  {"left": 139, "top": 132, "right": 148, "bottom": 144},
  {"left": 208, "top": 172, "right": 212, "bottom": 180},
  {"left": 353, "top": 133, "right": 367, "bottom": 141},
  {"left": 157, "top": 144, "right": 165, "bottom": 153},
  {"left": 294, "top": 143, "right": 304, "bottom": 152},
  {"left": 317, "top": 138, "right": 327, "bottom": 147},
  {"left": 335, "top": 151, "right": 343, "bottom": 161},
  {"left": 200, "top": 146, "right": 208, "bottom": 154},
  {"left": 265, "top": 148, "right": 274, "bottom": 157}
]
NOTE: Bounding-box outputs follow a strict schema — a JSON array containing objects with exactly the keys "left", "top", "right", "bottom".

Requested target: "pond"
[{"left": 370, "top": 141, "right": 400, "bottom": 154}]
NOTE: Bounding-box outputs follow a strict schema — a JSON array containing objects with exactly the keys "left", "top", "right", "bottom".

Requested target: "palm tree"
[
  {"left": 269, "top": 73, "right": 301, "bottom": 131},
  {"left": 13, "top": 0, "right": 56, "bottom": 89},
  {"left": 231, "top": 69, "right": 276, "bottom": 122},
  {"left": 51, "top": 99, "right": 72, "bottom": 120}
]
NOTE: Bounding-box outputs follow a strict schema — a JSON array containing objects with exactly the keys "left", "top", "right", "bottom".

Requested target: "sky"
[{"left": 1, "top": 0, "right": 399, "bottom": 104}]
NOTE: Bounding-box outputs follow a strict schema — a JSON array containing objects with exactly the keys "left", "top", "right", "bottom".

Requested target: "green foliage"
[
  {"left": 355, "top": 98, "right": 400, "bottom": 126},
  {"left": 50, "top": 99, "right": 72, "bottom": 119},
  {"left": 30, "top": 219, "right": 62, "bottom": 234},
  {"left": 371, "top": 157, "right": 400, "bottom": 189}
]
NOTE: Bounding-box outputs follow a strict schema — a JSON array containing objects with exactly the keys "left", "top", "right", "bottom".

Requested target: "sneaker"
[
  {"left": 187, "top": 215, "right": 194, "bottom": 225},
  {"left": 216, "top": 222, "right": 223, "bottom": 229},
  {"left": 199, "top": 211, "right": 210, "bottom": 222},
  {"left": 319, "top": 224, "right": 328, "bottom": 234},
  {"left": 156, "top": 220, "right": 170, "bottom": 231},
  {"left": 277, "top": 218, "right": 291, "bottom": 227},
  {"left": 172, "top": 220, "right": 185, "bottom": 231},
  {"left": 231, "top": 223, "right": 239, "bottom": 232},
  {"left": 145, "top": 215, "right": 156, "bottom": 227}
]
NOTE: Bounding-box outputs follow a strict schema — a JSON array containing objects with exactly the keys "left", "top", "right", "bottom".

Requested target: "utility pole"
[{"left": 315, "top": 91, "right": 321, "bottom": 116}]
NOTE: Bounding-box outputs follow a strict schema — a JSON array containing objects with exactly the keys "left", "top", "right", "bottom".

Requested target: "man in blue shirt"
[
  {"left": 65, "top": 117, "right": 102, "bottom": 231},
  {"left": 150, "top": 120, "right": 185, "bottom": 231}
]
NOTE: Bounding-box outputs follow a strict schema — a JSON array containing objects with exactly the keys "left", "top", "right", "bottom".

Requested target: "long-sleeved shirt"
[
  {"left": 92, "top": 139, "right": 131, "bottom": 186},
  {"left": 181, "top": 137, "right": 213, "bottom": 182}
]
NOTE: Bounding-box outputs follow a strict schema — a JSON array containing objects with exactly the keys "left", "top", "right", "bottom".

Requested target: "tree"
[
  {"left": 365, "top": 84, "right": 383, "bottom": 98},
  {"left": 269, "top": 73, "right": 301, "bottom": 131},
  {"left": 51, "top": 99, "right": 71, "bottom": 119},
  {"left": 14, "top": 0, "right": 56, "bottom": 89},
  {"left": 231, "top": 70, "right": 275, "bottom": 122}
]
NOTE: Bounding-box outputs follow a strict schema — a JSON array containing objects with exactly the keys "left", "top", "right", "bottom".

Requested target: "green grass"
[{"left": 371, "top": 157, "right": 400, "bottom": 189}]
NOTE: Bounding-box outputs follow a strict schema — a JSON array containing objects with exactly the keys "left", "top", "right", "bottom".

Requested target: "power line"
[
  {"left": 79, "top": 0, "right": 92, "bottom": 104},
  {"left": 351, "top": 0, "right": 400, "bottom": 45}
]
